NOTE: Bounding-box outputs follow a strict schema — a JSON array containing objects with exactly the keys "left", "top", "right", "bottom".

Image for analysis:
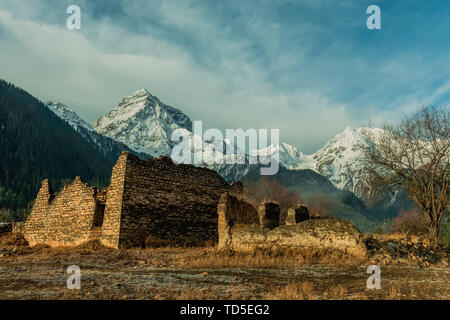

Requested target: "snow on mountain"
[
  {"left": 167, "top": 130, "right": 258, "bottom": 182},
  {"left": 90, "top": 89, "right": 273, "bottom": 181},
  {"left": 86, "top": 88, "right": 388, "bottom": 205},
  {"left": 312, "top": 126, "right": 386, "bottom": 205},
  {"left": 92, "top": 89, "right": 192, "bottom": 157},
  {"left": 251, "top": 142, "right": 316, "bottom": 171},
  {"left": 47, "top": 101, "right": 95, "bottom": 133},
  {"left": 203, "top": 126, "right": 386, "bottom": 205},
  {"left": 46, "top": 101, "right": 143, "bottom": 164}
]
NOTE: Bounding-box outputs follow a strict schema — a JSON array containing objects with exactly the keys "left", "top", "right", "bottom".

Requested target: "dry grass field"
[{"left": 0, "top": 232, "right": 448, "bottom": 300}]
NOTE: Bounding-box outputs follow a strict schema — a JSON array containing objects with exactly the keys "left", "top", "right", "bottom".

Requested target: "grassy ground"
[{"left": 0, "top": 232, "right": 449, "bottom": 300}]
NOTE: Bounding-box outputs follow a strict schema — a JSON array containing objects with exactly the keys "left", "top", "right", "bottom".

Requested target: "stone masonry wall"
[
  {"left": 218, "top": 192, "right": 259, "bottom": 249},
  {"left": 227, "top": 219, "right": 367, "bottom": 258},
  {"left": 25, "top": 152, "right": 231, "bottom": 249},
  {"left": 104, "top": 152, "right": 230, "bottom": 248},
  {"left": 100, "top": 152, "right": 128, "bottom": 248},
  {"left": 24, "top": 177, "right": 104, "bottom": 247},
  {"left": 286, "top": 205, "right": 309, "bottom": 225},
  {"left": 258, "top": 202, "right": 280, "bottom": 230},
  {"left": 218, "top": 200, "right": 366, "bottom": 258}
]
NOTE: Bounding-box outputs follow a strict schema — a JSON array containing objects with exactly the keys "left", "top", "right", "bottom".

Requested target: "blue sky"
[{"left": 0, "top": 0, "right": 449, "bottom": 153}]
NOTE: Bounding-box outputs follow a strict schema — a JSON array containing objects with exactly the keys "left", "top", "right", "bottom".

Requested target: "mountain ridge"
[
  {"left": 92, "top": 89, "right": 192, "bottom": 157},
  {"left": 39, "top": 87, "right": 406, "bottom": 221},
  {"left": 0, "top": 79, "right": 112, "bottom": 210},
  {"left": 0, "top": 80, "right": 407, "bottom": 228},
  {"left": 46, "top": 101, "right": 150, "bottom": 164},
  {"left": 85, "top": 88, "right": 388, "bottom": 207}
]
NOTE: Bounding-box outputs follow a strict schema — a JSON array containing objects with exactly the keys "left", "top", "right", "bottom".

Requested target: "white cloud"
[
  {"left": 0, "top": 6, "right": 360, "bottom": 153},
  {"left": 1, "top": 1, "right": 447, "bottom": 154}
]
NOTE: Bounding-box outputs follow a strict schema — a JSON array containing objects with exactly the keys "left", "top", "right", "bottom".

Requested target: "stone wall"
[
  {"left": 218, "top": 192, "right": 259, "bottom": 249},
  {"left": 218, "top": 201, "right": 366, "bottom": 258},
  {"left": 99, "top": 152, "right": 128, "bottom": 248},
  {"left": 24, "top": 177, "right": 104, "bottom": 247},
  {"left": 102, "top": 152, "right": 230, "bottom": 248},
  {"left": 25, "top": 152, "right": 231, "bottom": 249},
  {"left": 286, "top": 205, "right": 309, "bottom": 225},
  {"left": 228, "top": 219, "right": 367, "bottom": 258},
  {"left": 258, "top": 201, "right": 280, "bottom": 230}
]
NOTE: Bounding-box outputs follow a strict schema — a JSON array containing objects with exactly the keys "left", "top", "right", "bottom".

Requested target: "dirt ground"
[{"left": 0, "top": 238, "right": 449, "bottom": 300}]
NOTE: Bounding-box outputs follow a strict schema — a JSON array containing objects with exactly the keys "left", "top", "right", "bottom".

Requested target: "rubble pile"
[{"left": 365, "top": 234, "right": 449, "bottom": 267}]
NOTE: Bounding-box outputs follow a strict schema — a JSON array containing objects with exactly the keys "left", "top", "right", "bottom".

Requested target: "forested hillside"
[{"left": 0, "top": 80, "right": 112, "bottom": 212}]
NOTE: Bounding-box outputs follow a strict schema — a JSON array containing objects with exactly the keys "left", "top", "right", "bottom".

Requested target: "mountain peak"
[
  {"left": 280, "top": 142, "right": 302, "bottom": 158},
  {"left": 47, "top": 100, "right": 76, "bottom": 115},
  {"left": 337, "top": 125, "right": 358, "bottom": 138},
  {"left": 134, "top": 88, "right": 150, "bottom": 94},
  {"left": 343, "top": 125, "right": 354, "bottom": 132},
  {"left": 92, "top": 89, "right": 192, "bottom": 156},
  {"left": 129, "top": 88, "right": 153, "bottom": 99},
  {"left": 46, "top": 101, "right": 94, "bottom": 132}
]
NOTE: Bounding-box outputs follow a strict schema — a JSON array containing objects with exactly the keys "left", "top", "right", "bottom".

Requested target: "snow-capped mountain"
[
  {"left": 251, "top": 142, "right": 316, "bottom": 171},
  {"left": 51, "top": 87, "right": 388, "bottom": 207},
  {"left": 240, "top": 127, "right": 389, "bottom": 205},
  {"left": 312, "top": 126, "right": 387, "bottom": 205},
  {"left": 46, "top": 101, "right": 145, "bottom": 164},
  {"left": 92, "top": 89, "right": 192, "bottom": 157},
  {"left": 47, "top": 101, "right": 95, "bottom": 133}
]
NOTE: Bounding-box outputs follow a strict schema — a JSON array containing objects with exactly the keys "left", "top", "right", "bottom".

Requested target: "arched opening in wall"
[
  {"left": 93, "top": 203, "right": 105, "bottom": 227},
  {"left": 295, "top": 205, "right": 309, "bottom": 223},
  {"left": 260, "top": 202, "right": 280, "bottom": 230},
  {"left": 93, "top": 191, "right": 107, "bottom": 228}
]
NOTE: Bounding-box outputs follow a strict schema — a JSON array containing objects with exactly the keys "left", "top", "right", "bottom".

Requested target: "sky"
[{"left": 0, "top": 0, "right": 449, "bottom": 153}]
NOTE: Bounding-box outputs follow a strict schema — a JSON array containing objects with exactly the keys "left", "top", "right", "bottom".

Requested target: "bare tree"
[
  {"left": 390, "top": 208, "right": 428, "bottom": 235},
  {"left": 360, "top": 106, "right": 449, "bottom": 240}
]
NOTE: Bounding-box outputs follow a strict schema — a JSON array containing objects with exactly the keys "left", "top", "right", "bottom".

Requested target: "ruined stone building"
[
  {"left": 25, "top": 177, "right": 106, "bottom": 247},
  {"left": 24, "top": 152, "right": 232, "bottom": 248},
  {"left": 217, "top": 194, "right": 367, "bottom": 258},
  {"left": 24, "top": 151, "right": 365, "bottom": 256}
]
